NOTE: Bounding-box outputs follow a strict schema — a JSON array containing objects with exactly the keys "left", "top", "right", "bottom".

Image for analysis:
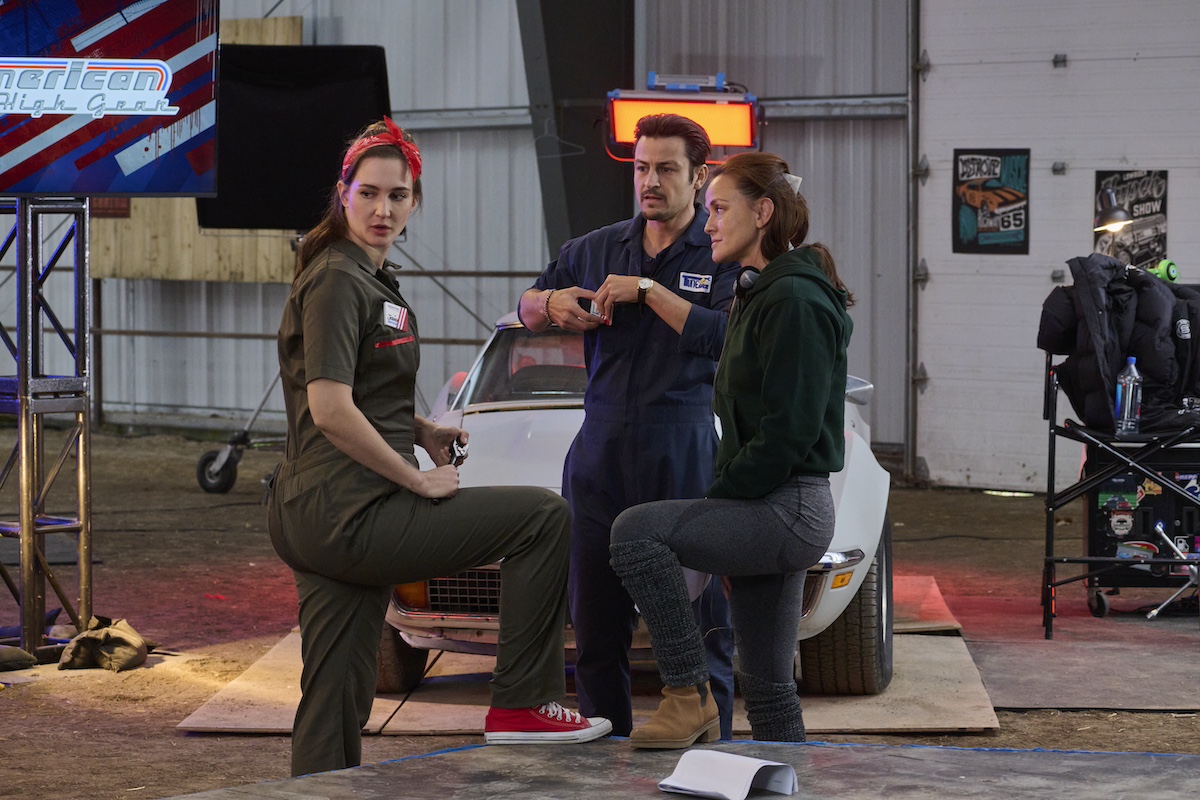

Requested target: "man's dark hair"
[{"left": 633, "top": 113, "right": 712, "bottom": 173}]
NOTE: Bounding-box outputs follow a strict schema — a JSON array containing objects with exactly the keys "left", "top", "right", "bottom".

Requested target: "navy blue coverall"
[{"left": 532, "top": 205, "right": 741, "bottom": 737}]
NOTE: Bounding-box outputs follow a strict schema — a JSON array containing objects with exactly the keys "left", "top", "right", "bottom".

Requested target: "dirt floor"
[{"left": 1, "top": 428, "right": 1198, "bottom": 800}]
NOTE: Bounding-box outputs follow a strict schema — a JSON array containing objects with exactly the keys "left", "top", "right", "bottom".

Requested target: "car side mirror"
[{"left": 845, "top": 376, "right": 874, "bottom": 406}]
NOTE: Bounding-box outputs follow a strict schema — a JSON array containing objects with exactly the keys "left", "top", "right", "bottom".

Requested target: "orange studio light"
[
  {"left": 608, "top": 95, "right": 757, "bottom": 148},
  {"left": 606, "top": 73, "right": 758, "bottom": 160}
]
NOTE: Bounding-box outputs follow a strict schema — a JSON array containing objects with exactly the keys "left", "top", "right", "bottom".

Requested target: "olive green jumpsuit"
[{"left": 268, "top": 240, "right": 572, "bottom": 776}]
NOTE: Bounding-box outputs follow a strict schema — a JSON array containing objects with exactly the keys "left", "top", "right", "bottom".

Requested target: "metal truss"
[{"left": 0, "top": 197, "right": 93, "bottom": 658}]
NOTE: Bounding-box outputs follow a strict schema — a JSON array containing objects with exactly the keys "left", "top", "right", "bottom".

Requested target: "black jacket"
[{"left": 1038, "top": 253, "right": 1200, "bottom": 433}]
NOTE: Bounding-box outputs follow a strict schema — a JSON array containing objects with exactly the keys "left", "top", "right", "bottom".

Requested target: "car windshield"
[{"left": 456, "top": 325, "right": 587, "bottom": 407}]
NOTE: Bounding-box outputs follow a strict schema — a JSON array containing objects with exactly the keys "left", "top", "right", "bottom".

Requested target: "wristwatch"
[{"left": 637, "top": 277, "right": 654, "bottom": 304}]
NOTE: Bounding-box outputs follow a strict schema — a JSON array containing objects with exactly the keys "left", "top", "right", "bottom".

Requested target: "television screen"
[
  {"left": 194, "top": 44, "right": 391, "bottom": 232},
  {"left": 0, "top": 0, "right": 219, "bottom": 197}
]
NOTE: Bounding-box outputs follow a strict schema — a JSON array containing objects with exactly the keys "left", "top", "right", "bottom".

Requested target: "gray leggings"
[{"left": 609, "top": 475, "right": 834, "bottom": 686}]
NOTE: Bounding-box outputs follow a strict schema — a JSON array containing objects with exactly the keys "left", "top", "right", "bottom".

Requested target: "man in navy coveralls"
[{"left": 517, "top": 114, "right": 740, "bottom": 738}]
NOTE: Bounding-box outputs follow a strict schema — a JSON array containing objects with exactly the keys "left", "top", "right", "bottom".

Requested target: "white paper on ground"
[{"left": 658, "top": 749, "right": 797, "bottom": 799}]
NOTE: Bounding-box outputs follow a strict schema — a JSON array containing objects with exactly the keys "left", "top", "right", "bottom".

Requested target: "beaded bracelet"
[{"left": 543, "top": 288, "right": 555, "bottom": 321}]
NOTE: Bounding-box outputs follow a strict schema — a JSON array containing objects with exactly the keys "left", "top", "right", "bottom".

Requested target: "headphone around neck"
[{"left": 735, "top": 267, "right": 760, "bottom": 300}]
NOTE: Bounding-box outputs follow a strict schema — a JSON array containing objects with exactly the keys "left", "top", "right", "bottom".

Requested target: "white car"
[{"left": 380, "top": 313, "right": 893, "bottom": 697}]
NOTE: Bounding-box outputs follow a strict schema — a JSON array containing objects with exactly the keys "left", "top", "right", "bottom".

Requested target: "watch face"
[{"left": 639, "top": 278, "right": 653, "bottom": 290}]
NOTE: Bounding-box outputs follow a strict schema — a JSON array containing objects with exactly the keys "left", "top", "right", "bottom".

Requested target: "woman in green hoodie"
[{"left": 609, "top": 152, "right": 853, "bottom": 748}]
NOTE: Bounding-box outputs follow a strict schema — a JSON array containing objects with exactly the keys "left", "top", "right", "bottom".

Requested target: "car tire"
[
  {"left": 797, "top": 514, "right": 894, "bottom": 696},
  {"left": 376, "top": 623, "right": 429, "bottom": 694}
]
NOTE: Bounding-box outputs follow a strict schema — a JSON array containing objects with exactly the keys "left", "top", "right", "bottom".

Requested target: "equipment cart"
[{"left": 196, "top": 371, "right": 284, "bottom": 493}]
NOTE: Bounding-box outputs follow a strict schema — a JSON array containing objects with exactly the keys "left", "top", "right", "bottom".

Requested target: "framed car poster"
[
  {"left": 1093, "top": 170, "right": 1168, "bottom": 267},
  {"left": 952, "top": 148, "right": 1030, "bottom": 254}
]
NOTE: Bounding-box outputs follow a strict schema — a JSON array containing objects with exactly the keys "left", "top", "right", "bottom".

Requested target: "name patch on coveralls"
[
  {"left": 679, "top": 272, "right": 712, "bottom": 293},
  {"left": 383, "top": 301, "right": 408, "bottom": 330}
]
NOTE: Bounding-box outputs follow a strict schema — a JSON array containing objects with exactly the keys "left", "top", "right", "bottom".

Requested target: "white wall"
[{"left": 916, "top": 0, "right": 1200, "bottom": 488}]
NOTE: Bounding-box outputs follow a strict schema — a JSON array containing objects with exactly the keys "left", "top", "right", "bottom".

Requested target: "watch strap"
[{"left": 638, "top": 279, "right": 651, "bottom": 305}]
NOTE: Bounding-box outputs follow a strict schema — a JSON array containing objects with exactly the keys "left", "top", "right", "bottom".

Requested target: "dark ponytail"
[
  {"left": 712, "top": 152, "right": 854, "bottom": 307},
  {"left": 805, "top": 242, "right": 854, "bottom": 307}
]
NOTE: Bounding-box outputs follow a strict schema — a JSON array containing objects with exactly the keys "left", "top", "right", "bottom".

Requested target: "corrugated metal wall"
[
  {"left": 645, "top": 0, "right": 911, "bottom": 445},
  {"left": 916, "top": 0, "right": 1200, "bottom": 488},
  {"left": 644, "top": 0, "right": 907, "bottom": 96},
  {"left": 97, "top": 279, "right": 286, "bottom": 420}
]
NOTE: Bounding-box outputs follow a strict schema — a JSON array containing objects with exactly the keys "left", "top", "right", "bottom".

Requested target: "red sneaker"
[{"left": 484, "top": 702, "right": 612, "bottom": 744}]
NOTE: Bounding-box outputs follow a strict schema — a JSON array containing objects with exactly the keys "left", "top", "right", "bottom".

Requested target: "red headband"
[{"left": 341, "top": 117, "right": 422, "bottom": 183}]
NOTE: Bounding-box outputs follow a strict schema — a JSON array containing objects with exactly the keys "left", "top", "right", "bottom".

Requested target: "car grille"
[
  {"left": 419, "top": 566, "right": 823, "bottom": 618},
  {"left": 427, "top": 566, "right": 502, "bottom": 614}
]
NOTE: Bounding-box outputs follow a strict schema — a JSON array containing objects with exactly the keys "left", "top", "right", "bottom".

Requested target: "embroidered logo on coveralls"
[{"left": 679, "top": 273, "right": 712, "bottom": 293}]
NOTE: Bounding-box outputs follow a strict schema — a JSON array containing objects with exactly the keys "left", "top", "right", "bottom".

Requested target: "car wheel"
[
  {"left": 376, "top": 624, "right": 429, "bottom": 694},
  {"left": 797, "top": 514, "right": 894, "bottom": 695}
]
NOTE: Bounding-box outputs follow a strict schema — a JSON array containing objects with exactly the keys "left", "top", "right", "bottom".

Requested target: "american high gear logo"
[{"left": 0, "top": 57, "right": 180, "bottom": 118}]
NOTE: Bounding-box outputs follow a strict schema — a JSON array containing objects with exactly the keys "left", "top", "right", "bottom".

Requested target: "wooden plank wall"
[{"left": 90, "top": 17, "right": 303, "bottom": 284}]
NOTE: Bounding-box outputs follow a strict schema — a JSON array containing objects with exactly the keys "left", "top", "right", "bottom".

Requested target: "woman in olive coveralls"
[{"left": 268, "top": 118, "right": 610, "bottom": 777}]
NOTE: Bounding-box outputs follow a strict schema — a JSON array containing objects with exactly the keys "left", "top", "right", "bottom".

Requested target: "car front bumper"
[{"left": 385, "top": 547, "right": 870, "bottom": 656}]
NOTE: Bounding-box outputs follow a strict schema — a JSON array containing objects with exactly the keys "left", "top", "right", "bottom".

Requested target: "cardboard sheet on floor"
[
  {"left": 893, "top": 575, "right": 961, "bottom": 633},
  {"left": 380, "top": 634, "right": 998, "bottom": 736},
  {"left": 175, "top": 574, "right": 979, "bottom": 736},
  {"left": 968, "top": 638, "right": 1200, "bottom": 710},
  {"left": 176, "top": 632, "right": 400, "bottom": 734}
]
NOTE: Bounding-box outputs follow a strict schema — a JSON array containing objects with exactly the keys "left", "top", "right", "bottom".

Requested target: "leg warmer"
[
  {"left": 610, "top": 540, "right": 708, "bottom": 687},
  {"left": 738, "top": 671, "right": 806, "bottom": 742}
]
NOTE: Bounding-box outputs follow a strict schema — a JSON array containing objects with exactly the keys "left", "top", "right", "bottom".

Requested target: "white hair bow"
[{"left": 783, "top": 173, "right": 803, "bottom": 194}]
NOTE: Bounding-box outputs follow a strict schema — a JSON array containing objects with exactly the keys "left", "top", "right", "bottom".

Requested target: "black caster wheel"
[
  {"left": 197, "top": 450, "right": 238, "bottom": 493},
  {"left": 1087, "top": 590, "right": 1110, "bottom": 618}
]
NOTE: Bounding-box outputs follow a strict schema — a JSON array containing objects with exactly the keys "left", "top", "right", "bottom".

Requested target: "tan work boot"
[{"left": 630, "top": 683, "right": 719, "bottom": 749}]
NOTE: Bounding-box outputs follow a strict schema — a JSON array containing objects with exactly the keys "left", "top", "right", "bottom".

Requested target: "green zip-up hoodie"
[{"left": 708, "top": 247, "right": 853, "bottom": 499}]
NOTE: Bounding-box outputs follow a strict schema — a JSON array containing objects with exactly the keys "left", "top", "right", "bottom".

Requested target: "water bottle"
[{"left": 1115, "top": 356, "right": 1143, "bottom": 436}]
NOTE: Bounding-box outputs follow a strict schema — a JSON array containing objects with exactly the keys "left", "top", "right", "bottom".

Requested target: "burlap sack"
[{"left": 58, "top": 616, "right": 148, "bottom": 672}]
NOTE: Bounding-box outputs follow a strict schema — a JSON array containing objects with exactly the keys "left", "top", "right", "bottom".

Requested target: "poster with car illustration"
[
  {"left": 952, "top": 148, "right": 1029, "bottom": 254},
  {"left": 1093, "top": 170, "right": 1168, "bottom": 267}
]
